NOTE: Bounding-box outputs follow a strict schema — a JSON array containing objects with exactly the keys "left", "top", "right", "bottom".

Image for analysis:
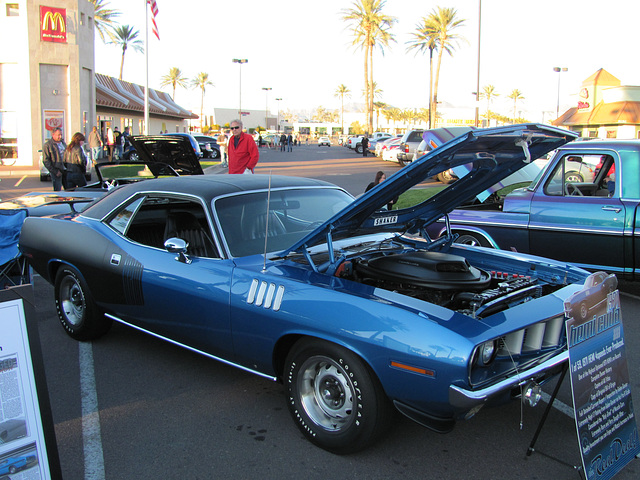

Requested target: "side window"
[
  {"left": 544, "top": 154, "right": 616, "bottom": 197},
  {"left": 107, "top": 196, "right": 219, "bottom": 257}
]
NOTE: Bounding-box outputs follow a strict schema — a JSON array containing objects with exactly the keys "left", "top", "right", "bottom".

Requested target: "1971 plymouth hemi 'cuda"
[{"left": 20, "top": 125, "right": 598, "bottom": 453}]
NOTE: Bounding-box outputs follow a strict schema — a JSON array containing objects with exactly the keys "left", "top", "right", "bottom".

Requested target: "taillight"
[{"left": 404, "top": 144, "right": 409, "bottom": 153}]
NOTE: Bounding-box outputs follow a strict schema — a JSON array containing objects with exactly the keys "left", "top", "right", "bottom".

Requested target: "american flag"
[{"left": 147, "top": 0, "right": 159, "bottom": 40}]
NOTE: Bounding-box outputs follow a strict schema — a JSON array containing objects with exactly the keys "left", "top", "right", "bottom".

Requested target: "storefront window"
[
  {"left": 0, "top": 111, "right": 18, "bottom": 165},
  {"left": 6, "top": 4, "right": 19, "bottom": 16}
]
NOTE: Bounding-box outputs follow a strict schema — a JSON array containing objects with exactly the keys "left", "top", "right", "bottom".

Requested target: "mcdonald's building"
[{"left": 0, "top": 1, "right": 195, "bottom": 175}]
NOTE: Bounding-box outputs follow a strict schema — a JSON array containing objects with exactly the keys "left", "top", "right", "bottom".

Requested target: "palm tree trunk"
[
  {"left": 200, "top": 89, "right": 204, "bottom": 131},
  {"left": 119, "top": 45, "right": 126, "bottom": 80},
  {"left": 432, "top": 47, "right": 445, "bottom": 128},
  {"left": 428, "top": 46, "right": 433, "bottom": 129},
  {"left": 369, "top": 48, "right": 374, "bottom": 133},
  {"left": 364, "top": 47, "right": 369, "bottom": 134}
]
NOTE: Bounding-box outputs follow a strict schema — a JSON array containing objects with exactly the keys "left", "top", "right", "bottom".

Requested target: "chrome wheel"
[
  {"left": 299, "top": 355, "right": 355, "bottom": 431},
  {"left": 59, "top": 275, "right": 86, "bottom": 326}
]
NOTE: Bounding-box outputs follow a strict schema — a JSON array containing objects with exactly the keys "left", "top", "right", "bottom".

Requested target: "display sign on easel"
[
  {"left": 0, "top": 286, "right": 61, "bottom": 479},
  {"left": 565, "top": 272, "right": 640, "bottom": 480}
]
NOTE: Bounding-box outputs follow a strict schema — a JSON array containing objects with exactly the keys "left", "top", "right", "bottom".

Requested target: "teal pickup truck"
[{"left": 427, "top": 139, "right": 640, "bottom": 279}]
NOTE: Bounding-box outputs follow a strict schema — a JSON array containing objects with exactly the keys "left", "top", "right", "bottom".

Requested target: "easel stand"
[{"left": 525, "top": 363, "right": 585, "bottom": 479}]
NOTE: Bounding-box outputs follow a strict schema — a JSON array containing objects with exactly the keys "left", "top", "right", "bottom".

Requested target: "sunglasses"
[{"left": 231, "top": 126, "right": 240, "bottom": 130}]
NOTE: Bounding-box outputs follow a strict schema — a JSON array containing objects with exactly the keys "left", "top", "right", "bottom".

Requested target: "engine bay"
[{"left": 336, "top": 249, "right": 548, "bottom": 318}]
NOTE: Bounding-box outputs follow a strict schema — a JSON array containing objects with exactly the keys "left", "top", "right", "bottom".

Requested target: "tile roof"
[{"left": 95, "top": 73, "right": 198, "bottom": 120}]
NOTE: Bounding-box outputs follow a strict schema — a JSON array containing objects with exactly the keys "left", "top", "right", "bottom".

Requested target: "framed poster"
[
  {"left": 42, "top": 110, "right": 65, "bottom": 143},
  {"left": 0, "top": 286, "right": 62, "bottom": 479}
]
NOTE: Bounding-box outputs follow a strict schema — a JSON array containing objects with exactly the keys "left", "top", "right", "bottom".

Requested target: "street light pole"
[
  {"left": 262, "top": 87, "right": 272, "bottom": 131},
  {"left": 232, "top": 58, "right": 248, "bottom": 118},
  {"left": 275, "top": 97, "right": 282, "bottom": 132},
  {"left": 475, "top": 0, "right": 482, "bottom": 128},
  {"left": 553, "top": 66, "right": 568, "bottom": 120}
]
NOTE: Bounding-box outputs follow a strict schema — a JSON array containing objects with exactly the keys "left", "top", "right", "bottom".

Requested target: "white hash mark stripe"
[{"left": 79, "top": 341, "right": 106, "bottom": 479}]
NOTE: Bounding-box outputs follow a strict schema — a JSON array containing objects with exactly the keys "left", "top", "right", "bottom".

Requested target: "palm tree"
[
  {"left": 160, "top": 68, "right": 188, "bottom": 100},
  {"left": 110, "top": 25, "right": 143, "bottom": 80},
  {"left": 342, "top": 0, "right": 397, "bottom": 134},
  {"left": 334, "top": 84, "right": 351, "bottom": 134},
  {"left": 90, "top": 0, "right": 120, "bottom": 43},
  {"left": 373, "top": 101, "right": 387, "bottom": 131},
  {"left": 480, "top": 84, "right": 499, "bottom": 115},
  {"left": 508, "top": 89, "right": 525, "bottom": 120},
  {"left": 406, "top": 17, "right": 438, "bottom": 128},
  {"left": 191, "top": 72, "right": 214, "bottom": 131},
  {"left": 423, "top": 7, "right": 465, "bottom": 127}
]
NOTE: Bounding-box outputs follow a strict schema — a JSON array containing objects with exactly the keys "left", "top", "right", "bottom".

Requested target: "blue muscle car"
[{"left": 20, "top": 124, "right": 594, "bottom": 453}]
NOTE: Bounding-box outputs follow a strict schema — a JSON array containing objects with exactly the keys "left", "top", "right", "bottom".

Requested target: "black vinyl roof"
[{"left": 81, "top": 174, "right": 340, "bottom": 220}]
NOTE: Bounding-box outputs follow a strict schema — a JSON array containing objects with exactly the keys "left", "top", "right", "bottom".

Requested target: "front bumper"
[{"left": 449, "top": 350, "right": 568, "bottom": 412}]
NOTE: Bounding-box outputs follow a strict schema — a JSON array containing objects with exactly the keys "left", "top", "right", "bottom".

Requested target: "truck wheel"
[
  {"left": 284, "top": 338, "right": 392, "bottom": 454},
  {"left": 355, "top": 144, "right": 363, "bottom": 154},
  {"left": 455, "top": 233, "right": 489, "bottom": 247}
]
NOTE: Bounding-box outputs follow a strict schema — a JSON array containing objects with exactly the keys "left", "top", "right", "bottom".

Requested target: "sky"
[{"left": 95, "top": 0, "right": 640, "bottom": 123}]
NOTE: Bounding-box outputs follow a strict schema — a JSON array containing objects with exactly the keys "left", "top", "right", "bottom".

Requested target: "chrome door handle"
[{"left": 602, "top": 206, "right": 622, "bottom": 213}]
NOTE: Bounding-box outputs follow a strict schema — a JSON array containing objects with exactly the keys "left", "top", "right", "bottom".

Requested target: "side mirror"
[{"left": 164, "top": 237, "right": 191, "bottom": 264}]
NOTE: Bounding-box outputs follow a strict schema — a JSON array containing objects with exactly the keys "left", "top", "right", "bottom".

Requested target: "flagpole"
[{"left": 144, "top": 0, "right": 149, "bottom": 135}]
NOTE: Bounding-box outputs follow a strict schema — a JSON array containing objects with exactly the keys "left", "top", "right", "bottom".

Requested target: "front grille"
[{"left": 497, "top": 314, "right": 565, "bottom": 356}]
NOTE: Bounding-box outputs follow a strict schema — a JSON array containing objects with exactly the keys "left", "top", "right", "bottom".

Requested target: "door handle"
[{"left": 602, "top": 206, "right": 622, "bottom": 213}]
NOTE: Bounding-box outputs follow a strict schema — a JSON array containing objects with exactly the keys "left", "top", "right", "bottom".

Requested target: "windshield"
[{"left": 215, "top": 188, "right": 352, "bottom": 257}]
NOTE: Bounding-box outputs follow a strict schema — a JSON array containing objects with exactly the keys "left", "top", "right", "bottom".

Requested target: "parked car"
[
  {"left": 375, "top": 135, "right": 401, "bottom": 157},
  {"left": 20, "top": 125, "right": 591, "bottom": 454},
  {"left": 161, "top": 132, "right": 203, "bottom": 159},
  {"left": 397, "top": 129, "right": 425, "bottom": 166},
  {"left": 381, "top": 138, "right": 402, "bottom": 161},
  {"left": 317, "top": 136, "right": 331, "bottom": 146},
  {"left": 425, "top": 138, "right": 640, "bottom": 278},
  {"left": 192, "top": 135, "right": 221, "bottom": 159},
  {"left": 367, "top": 135, "right": 392, "bottom": 154}
]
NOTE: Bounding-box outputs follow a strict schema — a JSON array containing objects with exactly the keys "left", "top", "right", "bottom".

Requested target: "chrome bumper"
[{"left": 449, "top": 351, "right": 569, "bottom": 411}]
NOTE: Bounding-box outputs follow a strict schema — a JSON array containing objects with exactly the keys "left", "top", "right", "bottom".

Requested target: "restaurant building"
[
  {"left": 0, "top": 0, "right": 195, "bottom": 175},
  {"left": 553, "top": 69, "right": 640, "bottom": 139}
]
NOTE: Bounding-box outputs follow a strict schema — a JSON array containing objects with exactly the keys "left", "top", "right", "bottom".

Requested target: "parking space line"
[{"left": 79, "top": 341, "right": 105, "bottom": 480}]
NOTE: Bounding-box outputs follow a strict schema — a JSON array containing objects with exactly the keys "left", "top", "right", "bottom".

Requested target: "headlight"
[{"left": 477, "top": 340, "right": 497, "bottom": 366}]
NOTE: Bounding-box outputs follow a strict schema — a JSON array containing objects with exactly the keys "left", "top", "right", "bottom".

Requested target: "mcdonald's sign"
[{"left": 40, "top": 6, "right": 67, "bottom": 43}]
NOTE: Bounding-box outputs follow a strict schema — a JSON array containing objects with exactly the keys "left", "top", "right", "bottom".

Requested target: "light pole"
[
  {"left": 553, "top": 67, "right": 568, "bottom": 120},
  {"left": 475, "top": 0, "right": 482, "bottom": 128},
  {"left": 232, "top": 58, "right": 248, "bottom": 118},
  {"left": 262, "top": 87, "right": 271, "bottom": 131},
  {"left": 275, "top": 97, "right": 282, "bottom": 132}
]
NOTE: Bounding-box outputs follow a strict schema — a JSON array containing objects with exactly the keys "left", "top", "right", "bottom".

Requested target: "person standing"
[
  {"left": 227, "top": 119, "right": 259, "bottom": 174},
  {"left": 113, "top": 127, "right": 123, "bottom": 160},
  {"left": 365, "top": 170, "right": 396, "bottom": 210},
  {"left": 87, "top": 126, "right": 103, "bottom": 165},
  {"left": 106, "top": 126, "right": 115, "bottom": 161},
  {"left": 287, "top": 133, "right": 293, "bottom": 152},
  {"left": 63, "top": 132, "right": 88, "bottom": 189},
  {"left": 218, "top": 131, "right": 228, "bottom": 166},
  {"left": 280, "top": 133, "right": 286, "bottom": 152},
  {"left": 122, "top": 126, "right": 131, "bottom": 154},
  {"left": 361, "top": 135, "right": 369, "bottom": 157},
  {"left": 42, "top": 127, "right": 67, "bottom": 191}
]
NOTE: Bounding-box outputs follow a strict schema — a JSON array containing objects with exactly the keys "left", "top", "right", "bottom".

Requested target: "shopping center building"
[{"left": 0, "top": 0, "right": 195, "bottom": 175}]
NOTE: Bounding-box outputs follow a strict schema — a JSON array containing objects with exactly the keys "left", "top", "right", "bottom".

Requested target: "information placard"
[
  {"left": 565, "top": 272, "right": 639, "bottom": 480},
  {"left": 0, "top": 286, "right": 61, "bottom": 479}
]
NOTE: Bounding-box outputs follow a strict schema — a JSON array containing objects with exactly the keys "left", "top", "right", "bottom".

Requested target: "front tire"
[
  {"left": 54, "top": 266, "right": 111, "bottom": 341},
  {"left": 284, "top": 339, "right": 392, "bottom": 454},
  {"left": 454, "top": 233, "right": 489, "bottom": 247},
  {"left": 355, "top": 144, "right": 363, "bottom": 154}
]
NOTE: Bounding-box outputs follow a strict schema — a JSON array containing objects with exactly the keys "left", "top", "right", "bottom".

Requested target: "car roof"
[{"left": 81, "top": 175, "right": 340, "bottom": 220}]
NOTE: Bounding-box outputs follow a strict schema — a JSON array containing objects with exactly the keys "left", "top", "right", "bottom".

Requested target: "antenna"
[{"left": 262, "top": 172, "right": 272, "bottom": 272}]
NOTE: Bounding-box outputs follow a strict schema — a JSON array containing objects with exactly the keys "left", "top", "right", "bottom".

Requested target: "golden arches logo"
[{"left": 42, "top": 11, "right": 65, "bottom": 33}]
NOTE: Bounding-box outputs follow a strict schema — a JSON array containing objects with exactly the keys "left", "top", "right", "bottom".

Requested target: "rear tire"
[
  {"left": 54, "top": 266, "right": 111, "bottom": 341},
  {"left": 284, "top": 338, "right": 393, "bottom": 454},
  {"left": 355, "top": 144, "right": 363, "bottom": 154}
]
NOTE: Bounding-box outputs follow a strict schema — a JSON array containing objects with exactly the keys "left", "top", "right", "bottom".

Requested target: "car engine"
[{"left": 340, "top": 250, "right": 543, "bottom": 318}]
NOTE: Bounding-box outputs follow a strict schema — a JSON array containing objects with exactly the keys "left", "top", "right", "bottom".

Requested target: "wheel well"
[{"left": 451, "top": 229, "right": 495, "bottom": 248}]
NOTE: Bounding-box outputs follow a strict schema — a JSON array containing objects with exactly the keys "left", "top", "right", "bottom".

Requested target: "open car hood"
[
  {"left": 127, "top": 135, "right": 204, "bottom": 176},
  {"left": 282, "top": 124, "right": 577, "bottom": 256}
]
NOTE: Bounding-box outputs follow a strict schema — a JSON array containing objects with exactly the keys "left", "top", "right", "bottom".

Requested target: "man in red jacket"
[{"left": 227, "top": 119, "right": 259, "bottom": 174}]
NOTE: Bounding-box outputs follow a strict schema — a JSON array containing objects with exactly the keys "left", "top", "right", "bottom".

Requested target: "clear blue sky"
[{"left": 96, "top": 0, "right": 640, "bottom": 122}]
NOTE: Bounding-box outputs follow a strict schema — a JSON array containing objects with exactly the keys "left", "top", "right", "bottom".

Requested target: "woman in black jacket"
[{"left": 64, "top": 132, "right": 88, "bottom": 189}]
